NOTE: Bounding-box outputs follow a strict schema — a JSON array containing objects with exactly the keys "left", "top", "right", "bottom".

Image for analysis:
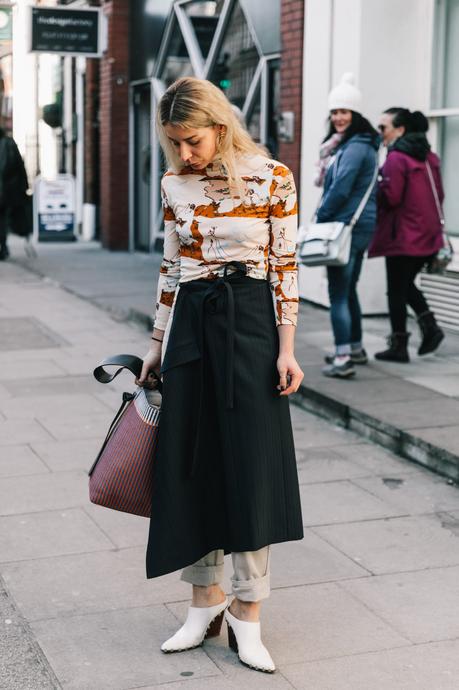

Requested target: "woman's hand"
[
  {"left": 277, "top": 353, "right": 304, "bottom": 396},
  {"left": 136, "top": 342, "right": 162, "bottom": 389}
]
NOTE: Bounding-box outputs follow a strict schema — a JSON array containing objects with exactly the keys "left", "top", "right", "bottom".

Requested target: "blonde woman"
[{"left": 137, "top": 77, "right": 304, "bottom": 673}]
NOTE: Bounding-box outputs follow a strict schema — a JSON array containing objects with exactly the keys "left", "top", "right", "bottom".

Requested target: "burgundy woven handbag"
[{"left": 88, "top": 355, "right": 161, "bottom": 518}]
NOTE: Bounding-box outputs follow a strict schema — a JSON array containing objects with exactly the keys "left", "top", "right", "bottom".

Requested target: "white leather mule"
[
  {"left": 225, "top": 609, "right": 275, "bottom": 673},
  {"left": 161, "top": 598, "right": 228, "bottom": 653}
]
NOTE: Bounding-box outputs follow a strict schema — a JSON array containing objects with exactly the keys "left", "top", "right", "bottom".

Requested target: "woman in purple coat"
[{"left": 368, "top": 109, "right": 445, "bottom": 362}]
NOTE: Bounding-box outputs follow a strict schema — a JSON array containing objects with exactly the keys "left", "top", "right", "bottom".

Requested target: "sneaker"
[
  {"left": 324, "top": 349, "right": 368, "bottom": 365},
  {"left": 322, "top": 357, "right": 356, "bottom": 378},
  {"left": 350, "top": 348, "right": 368, "bottom": 364}
]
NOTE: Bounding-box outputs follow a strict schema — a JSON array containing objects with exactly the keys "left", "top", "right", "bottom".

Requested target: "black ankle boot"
[
  {"left": 375, "top": 333, "right": 410, "bottom": 362},
  {"left": 417, "top": 311, "right": 444, "bottom": 355}
]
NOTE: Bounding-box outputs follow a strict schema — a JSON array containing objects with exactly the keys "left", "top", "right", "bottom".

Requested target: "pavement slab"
[
  {"left": 37, "top": 412, "right": 113, "bottom": 441},
  {"left": 0, "top": 471, "right": 88, "bottom": 516},
  {"left": 290, "top": 411, "right": 361, "bottom": 450},
  {"left": 281, "top": 639, "right": 459, "bottom": 690},
  {"left": 361, "top": 396, "right": 459, "bottom": 430},
  {"left": 127, "top": 672, "right": 295, "bottom": 690},
  {"left": 2, "top": 374, "right": 101, "bottom": 398},
  {"left": 270, "top": 530, "right": 369, "bottom": 586},
  {"left": 352, "top": 473, "right": 459, "bottom": 514},
  {"left": 0, "top": 316, "right": 68, "bottom": 351},
  {"left": 0, "top": 359, "right": 66, "bottom": 381},
  {"left": 0, "top": 418, "right": 54, "bottom": 445},
  {"left": 406, "top": 373, "right": 459, "bottom": 397},
  {"left": 0, "top": 508, "right": 113, "bottom": 562},
  {"left": 0, "top": 393, "right": 110, "bottom": 420},
  {"left": 300, "top": 480, "right": 406, "bottom": 526},
  {"left": 30, "top": 605, "right": 220, "bottom": 690},
  {"left": 313, "top": 513, "right": 459, "bottom": 574},
  {"left": 0, "top": 444, "right": 50, "bottom": 477},
  {"left": 31, "top": 437, "right": 102, "bottom": 472},
  {"left": 340, "top": 565, "right": 459, "bottom": 644},
  {"left": 295, "top": 446, "right": 374, "bottom": 483},
  {"left": 330, "top": 442, "right": 420, "bottom": 477},
  {"left": 301, "top": 366, "right": 438, "bottom": 405},
  {"left": 1, "top": 548, "right": 191, "bottom": 621},
  {"left": 83, "top": 503, "right": 150, "bottom": 549}
]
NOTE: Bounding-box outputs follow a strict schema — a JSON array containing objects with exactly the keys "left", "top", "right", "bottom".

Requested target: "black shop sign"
[{"left": 29, "top": 7, "right": 105, "bottom": 57}]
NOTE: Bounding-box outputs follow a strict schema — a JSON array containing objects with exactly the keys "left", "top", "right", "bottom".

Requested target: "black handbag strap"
[
  {"left": 93, "top": 354, "right": 162, "bottom": 392},
  {"left": 88, "top": 392, "right": 136, "bottom": 476}
]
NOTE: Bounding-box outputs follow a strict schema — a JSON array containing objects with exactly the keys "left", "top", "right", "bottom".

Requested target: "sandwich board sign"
[{"left": 34, "top": 174, "right": 76, "bottom": 242}]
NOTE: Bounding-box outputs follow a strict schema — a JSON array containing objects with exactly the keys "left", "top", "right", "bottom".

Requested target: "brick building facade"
[
  {"left": 98, "top": 0, "right": 130, "bottom": 249},
  {"left": 278, "top": 0, "right": 305, "bottom": 190}
]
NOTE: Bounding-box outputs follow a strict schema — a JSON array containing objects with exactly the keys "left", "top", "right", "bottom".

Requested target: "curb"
[{"left": 294, "top": 382, "right": 459, "bottom": 484}]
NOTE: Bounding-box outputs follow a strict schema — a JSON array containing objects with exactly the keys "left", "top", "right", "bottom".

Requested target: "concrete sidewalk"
[
  {"left": 2, "top": 256, "right": 459, "bottom": 689},
  {"left": 11, "top": 237, "right": 459, "bottom": 482}
]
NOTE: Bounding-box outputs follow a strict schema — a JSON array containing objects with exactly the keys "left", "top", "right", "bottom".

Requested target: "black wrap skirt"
[{"left": 146, "top": 263, "right": 303, "bottom": 579}]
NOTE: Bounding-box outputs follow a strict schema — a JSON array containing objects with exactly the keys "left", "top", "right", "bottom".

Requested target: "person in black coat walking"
[{"left": 0, "top": 129, "right": 29, "bottom": 260}]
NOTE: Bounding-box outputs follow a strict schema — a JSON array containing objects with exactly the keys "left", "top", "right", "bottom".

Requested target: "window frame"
[{"left": 427, "top": 0, "right": 459, "bottom": 253}]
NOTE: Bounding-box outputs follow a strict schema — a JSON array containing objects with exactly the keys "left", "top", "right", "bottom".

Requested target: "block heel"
[
  {"left": 205, "top": 609, "right": 225, "bottom": 639},
  {"left": 227, "top": 622, "right": 238, "bottom": 653}
]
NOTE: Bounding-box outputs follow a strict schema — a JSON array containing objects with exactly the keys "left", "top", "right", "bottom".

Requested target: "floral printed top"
[{"left": 154, "top": 154, "right": 299, "bottom": 331}]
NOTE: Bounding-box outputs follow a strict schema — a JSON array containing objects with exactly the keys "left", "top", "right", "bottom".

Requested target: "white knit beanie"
[{"left": 328, "top": 73, "right": 362, "bottom": 113}]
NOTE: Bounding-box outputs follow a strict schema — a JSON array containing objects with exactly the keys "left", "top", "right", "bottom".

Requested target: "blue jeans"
[{"left": 326, "top": 232, "right": 373, "bottom": 352}]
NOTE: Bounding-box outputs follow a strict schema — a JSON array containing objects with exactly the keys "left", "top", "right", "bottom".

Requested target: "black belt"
[{"left": 180, "top": 261, "right": 250, "bottom": 477}]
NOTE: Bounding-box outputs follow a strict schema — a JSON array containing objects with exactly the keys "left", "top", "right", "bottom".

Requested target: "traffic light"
[{"left": 214, "top": 52, "right": 231, "bottom": 92}]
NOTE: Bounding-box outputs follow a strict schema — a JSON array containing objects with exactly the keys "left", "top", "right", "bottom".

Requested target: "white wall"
[
  {"left": 12, "top": 0, "right": 39, "bottom": 177},
  {"left": 12, "top": 0, "right": 61, "bottom": 180},
  {"left": 359, "top": 0, "right": 433, "bottom": 121},
  {"left": 299, "top": 0, "right": 434, "bottom": 313}
]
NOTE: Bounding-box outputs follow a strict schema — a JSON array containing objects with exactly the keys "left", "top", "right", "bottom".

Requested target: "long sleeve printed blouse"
[{"left": 153, "top": 154, "right": 299, "bottom": 331}]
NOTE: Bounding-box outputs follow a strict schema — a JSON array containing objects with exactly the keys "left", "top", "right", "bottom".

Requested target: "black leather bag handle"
[{"left": 93, "top": 354, "right": 162, "bottom": 392}]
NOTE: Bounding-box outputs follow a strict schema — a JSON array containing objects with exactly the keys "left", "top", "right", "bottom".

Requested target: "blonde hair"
[{"left": 156, "top": 77, "right": 268, "bottom": 195}]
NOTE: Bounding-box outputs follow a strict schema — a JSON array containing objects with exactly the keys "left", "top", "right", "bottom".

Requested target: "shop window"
[{"left": 209, "top": 1, "right": 260, "bottom": 109}]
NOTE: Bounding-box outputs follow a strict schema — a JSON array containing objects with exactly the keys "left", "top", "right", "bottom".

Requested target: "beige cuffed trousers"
[{"left": 181, "top": 546, "right": 271, "bottom": 602}]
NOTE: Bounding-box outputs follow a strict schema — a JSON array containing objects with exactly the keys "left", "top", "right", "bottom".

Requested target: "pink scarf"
[{"left": 314, "top": 133, "right": 343, "bottom": 187}]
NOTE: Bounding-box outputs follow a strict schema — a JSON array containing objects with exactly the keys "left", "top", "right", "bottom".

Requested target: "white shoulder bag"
[
  {"left": 297, "top": 157, "right": 379, "bottom": 267},
  {"left": 425, "top": 160, "right": 453, "bottom": 274}
]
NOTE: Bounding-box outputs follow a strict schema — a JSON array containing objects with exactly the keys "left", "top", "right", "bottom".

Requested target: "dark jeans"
[
  {"left": 327, "top": 232, "right": 372, "bottom": 350},
  {"left": 385, "top": 255, "right": 430, "bottom": 332}
]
